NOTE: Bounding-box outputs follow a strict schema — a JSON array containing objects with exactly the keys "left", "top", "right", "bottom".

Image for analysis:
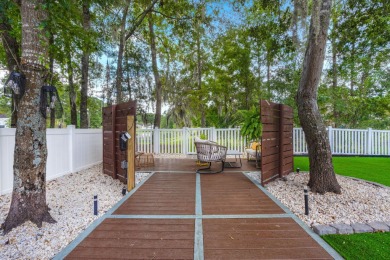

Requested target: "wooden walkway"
[{"left": 55, "top": 171, "right": 341, "bottom": 259}]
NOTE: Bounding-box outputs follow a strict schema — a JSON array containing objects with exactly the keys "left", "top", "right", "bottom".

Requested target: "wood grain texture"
[{"left": 261, "top": 100, "right": 293, "bottom": 185}]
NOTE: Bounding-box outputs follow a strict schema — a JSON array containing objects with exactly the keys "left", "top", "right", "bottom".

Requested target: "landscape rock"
[
  {"left": 257, "top": 172, "right": 390, "bottom": 228},
  {"left": 330, "top": 223, "right": 354, "bottom": 234},
  {"left": 367, "top": 221, "right": 390, "bottom": 232},
  {"left": 351, "top": 223, "right": 374, "bottom": 233},
  {"left": 313, "top": 225, "right": 337, "bottom": 235}
]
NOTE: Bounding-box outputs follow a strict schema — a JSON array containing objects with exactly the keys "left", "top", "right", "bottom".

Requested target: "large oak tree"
[
  {"left": 2, "top": 0, "right": 56, "bottom": 233},
  {"left": 296, "top": 0, "right": 341, "bottom": 194}
]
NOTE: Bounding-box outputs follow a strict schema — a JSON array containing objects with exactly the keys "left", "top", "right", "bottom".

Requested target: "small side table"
[{"left": 224, "top": 150, "right": 242, "bottom": 168}]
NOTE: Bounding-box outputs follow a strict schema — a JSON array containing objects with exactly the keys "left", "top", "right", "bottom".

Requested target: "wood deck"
[
  {"left": 56, "top": 163, "right": 340, "bottom": 259},
  {"left": 139, "top": 157, "right": 259, "bottom": 172}
]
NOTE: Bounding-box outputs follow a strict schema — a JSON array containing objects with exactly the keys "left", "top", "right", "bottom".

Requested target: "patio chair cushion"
[
  {"left": 195, "top": 142, "right": 227, "bottom": 162},
  {"left": 194, "top": 136, "right": 210, "bottom": 144},
  {"left": 251, "top": 142, "right": 259, "bottom": 150}
]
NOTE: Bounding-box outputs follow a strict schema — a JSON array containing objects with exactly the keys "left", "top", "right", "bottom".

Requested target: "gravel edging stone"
[
  {"left": 367, "top": 221, "right": 390, "bottom": 232},
  {"left": 330, "top": 223, "right": 354, "bottom": 234}
]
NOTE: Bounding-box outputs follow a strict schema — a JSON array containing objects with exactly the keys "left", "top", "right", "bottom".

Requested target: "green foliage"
[
  {"left": 239, "top": 108, "right": 262, "bottom": 142},
  {"left": 0, "top": 96, "right": 11, "bottom": 116},
  {"left": 199, "top": 133, "right": 207, "bottom": 140},
  {"left": 294, "top": 156, "right": 390, "bottom": 187},
  {"left": 322, "top": 232, "right": 390, "bottom": 259},
  {"left": 1, "top": 0, "right": 389, "bottom": 130}
]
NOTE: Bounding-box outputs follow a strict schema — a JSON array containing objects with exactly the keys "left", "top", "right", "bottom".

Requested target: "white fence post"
[
  {"left": 367, "top": 128, "right": 373, "bottom": 155},
  {"left": 153, "top": 127, "right": 160, "bottom": 154},
  {"left": 328, "top": 126, "right": 333, "bottom": 153},
  {"left": 182, "top": 127, "right": 188, "bottom": 155},
  {"left": 67, "top": 125, "right": 75, "bottom": 173},
  {"left": 211, "top": 127, "right": 217, "bottom": 142}
]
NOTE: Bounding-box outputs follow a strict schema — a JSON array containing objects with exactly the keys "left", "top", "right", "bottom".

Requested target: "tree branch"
[
  {"left": 125, "top": 0, "right": 159, "bottom": 41},
  {"left": 152, "top": 10, "right": 192, "bottom": 20}
]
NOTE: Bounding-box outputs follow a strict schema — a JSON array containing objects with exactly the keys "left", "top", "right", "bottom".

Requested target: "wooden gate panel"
[
  {"left": 102, "top": 101, "right": 136, "bottom": 184},
  {"left": 260, "top": 100, "right": 293, "bottom": 185}
]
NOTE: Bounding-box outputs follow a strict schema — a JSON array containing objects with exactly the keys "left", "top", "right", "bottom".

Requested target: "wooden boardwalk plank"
[
  {"left": 113, "top": 173, "right": 196, "bottom": 215},
  {"left": 201, "top": 172, "right": 284, "bottom": 214},
  {"left": 205, "top": 249, "right": 332, "bottom": 260},
  {"left": 66, "top": 218, "right": 194, "bottom": 259},
  {"left": 67, "top": 248, "right": 194, "bottom": 259},
  {"left": 203, "top": 218, "right": 333, "bottom": 259}
]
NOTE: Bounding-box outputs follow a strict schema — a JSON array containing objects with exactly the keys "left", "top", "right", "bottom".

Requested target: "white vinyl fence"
[
  {"left": 137, "top": 127, "right": 390, "bottom": 156},
  {"left": 136, "top": 127, "right": 247, "bottom": 155},
  {"left": 293, "top": 127, "right": 390, "bottom": 156},
  {"left": 0, "top": 126, "right": 102, "bottom": 195}
]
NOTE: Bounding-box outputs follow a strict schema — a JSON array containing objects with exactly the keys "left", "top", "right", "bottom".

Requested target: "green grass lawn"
[
  {"left": 322, "top": 232, "right": 390, "bottom": 259},
  {"left": 294, "top": 156, "right": 390, "bottom": 258},
  {"left": 294, "top": 156, "right": 390, "bottom": 186}
]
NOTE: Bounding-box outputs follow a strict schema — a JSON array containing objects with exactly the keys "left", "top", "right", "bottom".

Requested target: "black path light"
[
  {"left": 3, "top": 71, "right": 26, "bottom": 99},
  {"left": 40, "top": 85, "right": 63, "bottom": 119},
  {"left": 304, "top": 186, "right": 309, "bottom": 215}
]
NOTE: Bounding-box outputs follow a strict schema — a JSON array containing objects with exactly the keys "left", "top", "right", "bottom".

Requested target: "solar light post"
[
  {"left": 304, "top": 186, "right": 309, "bottom": 215},
  {"left": 94, "top": 195, "right": 98, "bottom": 215}
]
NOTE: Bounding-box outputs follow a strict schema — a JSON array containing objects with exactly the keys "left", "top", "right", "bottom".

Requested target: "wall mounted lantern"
[
  {"left": 40, "top": 85, "right": 63, "bottom": 119},
  {"left": 3, "top": 71, "right": 26, "bottom": 99}
]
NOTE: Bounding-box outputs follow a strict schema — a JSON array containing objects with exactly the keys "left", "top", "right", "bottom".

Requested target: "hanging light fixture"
[
  {"left": 3, "top": 71, "right": 26, "bottom": 99},
  {"left": 40, "top": 85, "right": 63, "bottom": 119}
]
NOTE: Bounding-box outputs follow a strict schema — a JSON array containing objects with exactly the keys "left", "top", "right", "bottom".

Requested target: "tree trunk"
[
  {"left": 67, "top": 54, "right": 77, "bottom": 126},
  {"left": 115, "top": 0, "right": 130, "bottom": 104},
  {"left": 80, "top": 1, "right": 90, "bottom": 128},
  {"left": 331, "top": 37, "right": 339, "bottom": 127},
  {"left": 105, "top": 60, "right": 112, "bottom": 105},
  {"left": 149, "top": 13, "right": 162, "bottom": 129},
  {"left": 49, "top": 33, "right": 56, "bottom": 128},
  {"left": 2, "top": 0, "right": 56, "bottom": 234},
  {"left": 196, "top": 23, "right": 205, "bottom": 127},
  {"left": 296, "top": 0, "right": 341, "bottom": 194},
  {"left": 266, "top": 59, "right": 271, "bottom": 96},
  {"left": 350, "top": 43, "right": 355, "bottom": 96}
]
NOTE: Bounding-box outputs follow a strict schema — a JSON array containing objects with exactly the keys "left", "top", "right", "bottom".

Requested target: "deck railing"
[
  {"left": 293, "top": 127, "right": 390, "bottom": 156},
  {"left": 137, "top": 127, "right": 390, "bottom": 156},
  {"left": 136, "top": 127, "right": 247, "bottom": 154}
]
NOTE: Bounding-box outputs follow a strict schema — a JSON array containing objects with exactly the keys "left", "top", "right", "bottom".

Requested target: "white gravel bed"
[
  {"left": 247, "top": 171, "right": 390, "bottom": 227},
  {"left": 0, "top": 164, "right": 151, "bottom": 259}
]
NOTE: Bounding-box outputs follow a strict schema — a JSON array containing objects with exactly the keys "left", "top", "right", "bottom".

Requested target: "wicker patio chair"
[{"left": 195, "top": 141, "right": 227, "bottom": 173}]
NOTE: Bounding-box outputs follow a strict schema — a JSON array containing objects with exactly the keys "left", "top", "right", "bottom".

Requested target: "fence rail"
[
  {"left": 137, "top": 127, "right": 390, "bottom": 156},
  {"left": 0, "top": 126, "right": 102, "bottom": 195},
  {"left": 293, "top": 127, "right": 390, "bottom": 156},
  {"left": 136, "top": 127, "right": 247, "bottom": 155}
]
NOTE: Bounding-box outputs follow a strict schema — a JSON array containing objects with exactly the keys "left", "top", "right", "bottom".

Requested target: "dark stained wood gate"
[
  {"left": 102, "top": 101, "right": 136, "bottom": 190},
  {"left": 260, "top": 100, "right": 293, "bottom": 185}
]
